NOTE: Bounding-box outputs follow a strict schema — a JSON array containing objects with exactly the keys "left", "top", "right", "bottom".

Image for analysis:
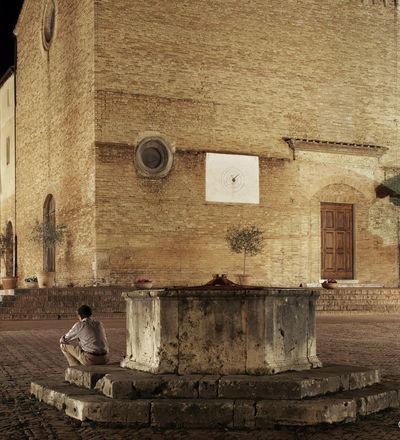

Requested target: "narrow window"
[
  {"left": 6, "top": 137, "right": 10, "bottom": 165},
  {"left": 43, "top": 194, "right": 56, "bottom": 272}
]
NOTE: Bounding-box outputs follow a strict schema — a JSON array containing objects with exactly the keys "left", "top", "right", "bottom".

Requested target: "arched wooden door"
[
  {"left": 5, "top": 221, "right": 13, "bottom": 277},
  {"left": 43, "top": 195, "right": 55, "bottom": 272},
  {"left": 321, "top": 202, "right": 354, "bottom": 280}
]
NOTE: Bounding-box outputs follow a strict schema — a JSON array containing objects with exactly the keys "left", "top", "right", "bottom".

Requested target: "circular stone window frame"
[
  {"left": 134, "top": 137, "right": 175, "bottom": 178},
  {"left": 42, "top": 0, "right": 56, "bottom": 51}
]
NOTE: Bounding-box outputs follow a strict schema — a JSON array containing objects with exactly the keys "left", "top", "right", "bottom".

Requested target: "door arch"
[{"left": 43, "top": 194, "right": 55, "bottom": 272}]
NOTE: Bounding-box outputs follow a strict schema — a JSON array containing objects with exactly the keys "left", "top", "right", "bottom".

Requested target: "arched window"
[{"left": 43, "top": 194, "right": 55, "bottom": 272}]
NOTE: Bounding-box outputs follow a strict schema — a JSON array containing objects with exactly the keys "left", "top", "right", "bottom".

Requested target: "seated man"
[{"left": 60, "top": 304, "right": 109, "bottom": 366}]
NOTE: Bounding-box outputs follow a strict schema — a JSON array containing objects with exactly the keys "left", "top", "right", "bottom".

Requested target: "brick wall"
[
  {"left": 93, "top": 0, "right": 400, "bottom": 286},
  {"left": 15, "top": 0, "right": 96, "bottom": 286},
  {"left": 13, "top": 0, "right": 400, "bottom": 287}
]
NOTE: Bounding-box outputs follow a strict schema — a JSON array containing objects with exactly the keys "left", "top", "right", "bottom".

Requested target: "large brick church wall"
[
  {"left": 15, "top": 0, "right": 96, "bottom": 285},
  {"left": 14, "top": 0, "right": 400, "bottom": 287}
]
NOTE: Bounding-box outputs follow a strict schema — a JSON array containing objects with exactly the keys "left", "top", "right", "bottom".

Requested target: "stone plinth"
[{"left": 121, "top": 288, "right": 322, "bottom": 375}]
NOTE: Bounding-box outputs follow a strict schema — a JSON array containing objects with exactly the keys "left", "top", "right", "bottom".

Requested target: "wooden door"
[{"left": 321, "top": 203, "right": 353, "bottom": 279}]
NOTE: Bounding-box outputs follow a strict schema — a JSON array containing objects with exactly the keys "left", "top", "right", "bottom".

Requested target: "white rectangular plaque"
[{"left": 205, "top": 153, "right": 259, "bottom": 204}]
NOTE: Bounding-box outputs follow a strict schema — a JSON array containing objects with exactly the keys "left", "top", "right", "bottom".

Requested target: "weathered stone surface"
[
  {"left": 121, "top": 294, "right": 179, "bottom": 373},
  {"left": 233, "top": 400, "right": 255, "bottom": 429},
  {"left": 95, "top": 371, "right": 202, "bottom": 399},
  {"left": 198, "top": 376, "right": 220, "bottom": 398},
  {"left": 65, "top": 364, "right": 121, "bottom": 389},
  {"left": 67, "top": 364, "right": 381, "bottom": 401},
  {"left": 30, "top": 373, "right": 400, "bottom": 427},
  {"left": 256, "top": 398, "right": 357, "bottom": 426},
  {"left": 123, "top": 289, "right": 321, "bottom": 375},
  {"left": 349, "top": 368, "right": 381, "bottom": 390},
  {"left": 32, "top": 379, "right": 98, "bottom": 411},
  {"left": 340, "top": 382, "right": 400, "bottom": 416},
  {"left": 65, "top": 395, "right": 150, "bottom": 424},
  {"left": 151, "top": 400, "right": 234, "bottom": 428}
]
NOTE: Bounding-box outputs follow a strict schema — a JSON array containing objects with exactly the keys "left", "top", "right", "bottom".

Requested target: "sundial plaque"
[{"left": 205, "top": 153, "right": 260, "bottom": 204}]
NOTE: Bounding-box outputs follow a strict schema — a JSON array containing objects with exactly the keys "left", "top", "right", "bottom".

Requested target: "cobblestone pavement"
[{"left": 2, "top": 315, "right": 400, "bottom": 439}]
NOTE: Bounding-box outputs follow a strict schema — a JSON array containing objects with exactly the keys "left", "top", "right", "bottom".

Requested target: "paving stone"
[
  {"left": 151, "top": 399, "right": 234, "bottom": 428},
  {"left": 4, "top": 316, "right": 400, "bottom": 439}
]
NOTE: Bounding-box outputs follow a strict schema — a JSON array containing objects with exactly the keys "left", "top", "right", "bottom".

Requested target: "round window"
[
  {"left": 135, "top": 137, "right": 174, "bottom": 178},
  {"left": 42, "top": 0, "right": 56, "bottom": 50}
]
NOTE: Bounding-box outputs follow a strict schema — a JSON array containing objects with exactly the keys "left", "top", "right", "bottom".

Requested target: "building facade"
[
  {"left": 12, "top": 0, "right": 400, "bottom": 287},
  {"left": 0, "top": 69, "right": 16, "bottom": 278}
]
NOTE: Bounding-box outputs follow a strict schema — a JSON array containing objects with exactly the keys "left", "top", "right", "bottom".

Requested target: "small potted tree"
[
  {"left": 225, "top": 224, "right": 265, "bottom": 285},
  {"left": 0, "top": 232, "right": 17, "bottom": 289},
  {"left": 29, "top": 220, "right": 67, "bottom": 288}
]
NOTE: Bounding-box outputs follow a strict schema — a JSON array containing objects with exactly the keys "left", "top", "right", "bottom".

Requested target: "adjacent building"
[{"left": 0, "top": 68, "right": 16, "bottom": 278}]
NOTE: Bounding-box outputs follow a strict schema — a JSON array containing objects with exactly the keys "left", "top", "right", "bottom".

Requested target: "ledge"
[{"left": 283, "top": 138, "right": 389, "bottom": 159}]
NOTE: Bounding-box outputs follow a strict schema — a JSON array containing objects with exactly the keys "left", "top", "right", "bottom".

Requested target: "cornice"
[{"left": 283, "top": 137, "right": 389, "bottom": 159}]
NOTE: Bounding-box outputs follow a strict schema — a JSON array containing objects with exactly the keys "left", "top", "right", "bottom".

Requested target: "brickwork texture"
[{"left": 13, "top": 0, "right": 400, "bottom": 287}]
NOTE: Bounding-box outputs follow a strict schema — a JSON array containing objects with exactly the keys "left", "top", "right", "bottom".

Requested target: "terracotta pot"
[
  {"left": 36, "top": 271, "right": 55, "bottom": 288},
  {"left": 322, "top": 282, "right": 338, "bottom": 290},
  {"left": 2, "top": 276, "right": 18, "bottom": 289},
  {"left": 236, "top": 274, "right": 251, "bottom": 286}
]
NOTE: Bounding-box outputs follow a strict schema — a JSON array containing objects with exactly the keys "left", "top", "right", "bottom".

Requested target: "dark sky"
[{"left": 0, "top": 0, "right": 24, "bottom": 79}]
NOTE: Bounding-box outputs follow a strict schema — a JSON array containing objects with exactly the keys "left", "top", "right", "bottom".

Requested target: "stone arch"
[
  {"left": 307, "top": 183, "right": 369, "bottom": 282},
  {"left": 43, "top": 194, "right": 55, "bottom": 272}
]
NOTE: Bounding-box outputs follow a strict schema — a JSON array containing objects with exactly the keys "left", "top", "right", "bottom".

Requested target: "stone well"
[{"left": 121, "top": 287, "right": 322, "bottom": 375}]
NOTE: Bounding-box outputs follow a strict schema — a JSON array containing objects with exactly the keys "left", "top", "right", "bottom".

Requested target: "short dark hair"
[{"left": 78, "top": 305, "right": 92, "bottom": 318}]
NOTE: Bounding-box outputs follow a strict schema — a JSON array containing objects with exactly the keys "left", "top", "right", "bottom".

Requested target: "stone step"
[
  {"left": 30, "top": 376, "right": 400, "bottom": 427},
  {"left": 65, "top": 364, "right": 380, "bottom": 400},
  {"left": 316, "top": 288, "right": 400, "bottom": 313}
]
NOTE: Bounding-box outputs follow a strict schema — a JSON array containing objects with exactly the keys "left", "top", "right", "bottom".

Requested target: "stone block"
[
  {"left": 199, "top": 376, "right": 220, "bottom": 398},
  {"left": 95, "top": 371, "right": 202, "bottom": 399},
  {"left": 218, "top": 367, "right": 357, "bottom": 400},
  {"left": 123, "top": 289, "right": 321, "bottom": 375},
  {"left": 95, "top": 372, "right": 135, "bottom": 399},
  {"left": 233, "top": 400, "right": 255, "bottom": 429},
  {"left": 256, "top": 398, "right": 357, "bottom": 426},
  {"left": 339, "top": 381, "right": 400, "bottom": 416},
  {"left": 357, "top": 390, "right": 398, "bottom": 416},
  {"left": 349, "top": 369, "right": 380, "bottom": 390},
  {"left": 151, "top": 400, "right": 234, "bottom": 428},
  {"left": 65, "top": 365, "right": 120, "bottom": 389},
  {"left": 64, "top": 394, "right": 150, "bottom": 424},
  {"left": 158, "top": 375, "right": 202, "bottom": 398}
]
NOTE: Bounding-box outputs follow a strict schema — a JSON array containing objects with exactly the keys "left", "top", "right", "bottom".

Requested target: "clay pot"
[
  {"left": 237, "top": 274, "right": 251, "bottom": 286},
  {"left": 322, "top": 282, "right": 338, "bottom": 289},
  {"left": 2, "top": 276, "right": 18, "bottom": 289},
  {"left": 36, "top": 271, "right": 55, "bottom": 288}
]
